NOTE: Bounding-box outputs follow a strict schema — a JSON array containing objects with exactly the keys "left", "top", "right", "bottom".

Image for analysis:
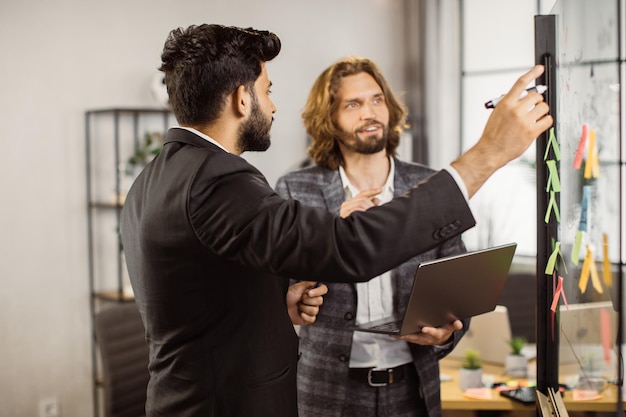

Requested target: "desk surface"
[{"left": 439, "top": 357, "right": 623, "bottom": 412}]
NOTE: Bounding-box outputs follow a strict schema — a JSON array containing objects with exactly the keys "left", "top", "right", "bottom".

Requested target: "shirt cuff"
[
  {"left": 443, "top": 165, "right": 469, "bottom": 201},
  {"left": 433, "top": 339, "right": 454, "bottom": 352}
]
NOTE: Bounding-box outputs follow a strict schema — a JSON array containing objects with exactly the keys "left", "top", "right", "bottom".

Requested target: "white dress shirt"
[{"left": 339, "top": 158, "right": 414, "bottom": 369}]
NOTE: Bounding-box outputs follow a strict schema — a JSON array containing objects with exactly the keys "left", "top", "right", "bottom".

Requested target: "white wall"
[
  {"left": 0, "top": 1, "right": 406, "bottom": 415},
  {"left": 458, "top": 0, "right": 557, "bottom": 258}
]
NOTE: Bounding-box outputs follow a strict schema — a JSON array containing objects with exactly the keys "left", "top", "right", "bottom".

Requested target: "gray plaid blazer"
[{"left": 275, "top": 158, "right": 469, "bottom": 417}]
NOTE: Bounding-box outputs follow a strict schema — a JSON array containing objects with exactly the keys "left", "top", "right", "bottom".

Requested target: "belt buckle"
[{"left": 367, "top": 368, "right": 393, "bottom": 387}]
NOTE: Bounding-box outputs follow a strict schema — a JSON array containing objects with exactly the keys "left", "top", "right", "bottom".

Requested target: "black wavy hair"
[{"left": 159, "top": 24, "right": 281, "bottom": 125}]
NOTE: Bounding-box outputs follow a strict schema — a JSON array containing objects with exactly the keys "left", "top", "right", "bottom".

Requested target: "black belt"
[{"left": 349, "top": 363, "right": 411, "bottom": 387}]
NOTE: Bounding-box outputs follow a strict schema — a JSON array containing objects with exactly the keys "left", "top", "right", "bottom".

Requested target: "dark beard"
[
  {"left": 338, "top": 122, "right": 388, "bottom": 154},
  {"left": 237, "top": 98, "right": 272, "bottom": 153}
]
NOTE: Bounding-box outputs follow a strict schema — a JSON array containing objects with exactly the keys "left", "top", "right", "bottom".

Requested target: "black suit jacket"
[{"left": 120, "top": 128, "right": 476, "bottom": 417}]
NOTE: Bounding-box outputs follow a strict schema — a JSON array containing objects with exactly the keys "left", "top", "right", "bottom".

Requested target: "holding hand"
[
  {"left": 393, "top": 319, "right": 463, "bottom": 346},
  {"left": 287, "top": 281, "right": 329, "bottom": 325}
]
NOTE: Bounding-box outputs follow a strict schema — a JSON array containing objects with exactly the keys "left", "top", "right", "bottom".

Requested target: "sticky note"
[
  {"left": 579, "top": 245, "right": 603, "bottom": 294},
  {"left": 573, "top": 124, "right": 588, "bottom": 169},
  {"left": 545, "top": 242, "right": 561, "bottom": 275},
  {"left": 546, "top": 160, "right": 561, "bottom": 192},
  {"left": 551, "top": 275, "right": 569, "bottom": 312},
  {"left": 584, "top": 130, "right": 600, "bottom": 179},
  {"left": 545, "top": 190, "right": 561, "bottom": 223},
  {"left": 543, "top": 127, "right": 561, "bottom": 161}
]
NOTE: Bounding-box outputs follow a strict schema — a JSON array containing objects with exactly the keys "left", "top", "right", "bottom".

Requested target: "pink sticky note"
[
  {"left": 600, "top": 308, "right": 612, "bottom": 363},
  {"left": 573, "top": 124, "right": 588, "bottom": 169},
  {"left": 463, "top": 388, "right": 492, "bottom": 400},
  {"left": 572, "top": 389, "right": 602, "bottom": 401},
  {"left": 550, "top": 277, "right": 562, "bottom": 312}
]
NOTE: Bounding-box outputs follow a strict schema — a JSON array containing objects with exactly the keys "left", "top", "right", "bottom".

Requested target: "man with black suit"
[{"left": 120, "top": 24, "right": 552, "bottom": 417}]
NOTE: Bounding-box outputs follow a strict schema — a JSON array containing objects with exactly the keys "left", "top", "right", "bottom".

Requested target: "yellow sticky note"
[
  {"left": 579, "top": 249, "right": 591, "bottom": 293},
  {"left": 584, "top": 130, "right": 595, "bottom": 179},
  {"left": 591, "top": 131, "right": 600, "bottom": 178},
  {"left": 584, "top": 130, "right": 600, "bottom": 179}
]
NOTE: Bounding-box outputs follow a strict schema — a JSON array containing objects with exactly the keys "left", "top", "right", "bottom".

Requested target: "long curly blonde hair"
[{"left": 303, "top": 56, "right": 408, "bottom": 170}]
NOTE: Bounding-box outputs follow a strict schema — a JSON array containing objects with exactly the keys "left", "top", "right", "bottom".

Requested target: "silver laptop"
[{"left": 353, "top": 243, "right": 517, "bottom": 336}]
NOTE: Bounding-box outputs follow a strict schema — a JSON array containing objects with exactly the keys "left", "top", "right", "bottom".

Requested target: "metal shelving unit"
[{"left": 85, "top": 108, "right": 173, "bottom": 417}]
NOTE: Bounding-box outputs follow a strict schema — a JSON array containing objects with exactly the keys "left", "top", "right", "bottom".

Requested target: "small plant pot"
[
  {"left": 505, "top": 354, "right": 528, "bottom": 378},
  {"left": 459, "top": 368, "right": 483, "bottom": 391}
]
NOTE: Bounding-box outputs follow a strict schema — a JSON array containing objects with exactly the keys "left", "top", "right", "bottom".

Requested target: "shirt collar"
[
  {"left": 175, "top": 126, "right": 230, "bottom": 153},
  {"left": 338, "top": 157, "right": 395, "bottom": 199}
]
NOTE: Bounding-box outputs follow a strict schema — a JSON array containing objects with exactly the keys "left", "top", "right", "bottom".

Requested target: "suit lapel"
[
  {"left": 393, "top": 159, "right": 412, "bottom": 195},
  {"left": 390, "top": 159, "right": 410, "bottom": 309},
  {"left": 320, "top": 171, "right": 345, "bottom": 216}
]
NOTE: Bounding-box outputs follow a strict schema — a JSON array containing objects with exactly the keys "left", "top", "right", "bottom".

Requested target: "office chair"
[
  {"left": 94, "top": 302, "right": 149, "bottom": 417},
  {"left": 497, "top": 272, "right": 537, "bottom": 343}
]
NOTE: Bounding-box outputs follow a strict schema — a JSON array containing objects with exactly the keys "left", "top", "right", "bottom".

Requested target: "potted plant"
[
  {"left": 505, "top": 336, "right": 528, "bottom": 377},
  {"left": 459, "top": 349, "right": 483, "bottom": 390}
]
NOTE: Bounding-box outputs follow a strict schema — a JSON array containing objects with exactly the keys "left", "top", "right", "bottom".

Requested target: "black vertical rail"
[{"left": 534, "top": 14, "right": 559, "bottom": 402}]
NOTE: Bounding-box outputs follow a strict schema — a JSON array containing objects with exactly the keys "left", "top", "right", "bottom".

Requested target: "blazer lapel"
[
  {"left": 393, "top": 159, "right": 412, "bottom": 196},
  {"left": 320, "top": 171, "right": 345, "bottom": 216}
]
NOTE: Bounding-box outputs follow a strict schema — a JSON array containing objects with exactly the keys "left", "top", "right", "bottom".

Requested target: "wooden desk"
[{"left": 440, "top": 358, "right": 623, "bottom": 413}]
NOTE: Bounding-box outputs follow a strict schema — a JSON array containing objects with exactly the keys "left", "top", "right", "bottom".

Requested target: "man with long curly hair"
[{"left": 274, "top": 57, "right": 516, "bottom": 417}]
